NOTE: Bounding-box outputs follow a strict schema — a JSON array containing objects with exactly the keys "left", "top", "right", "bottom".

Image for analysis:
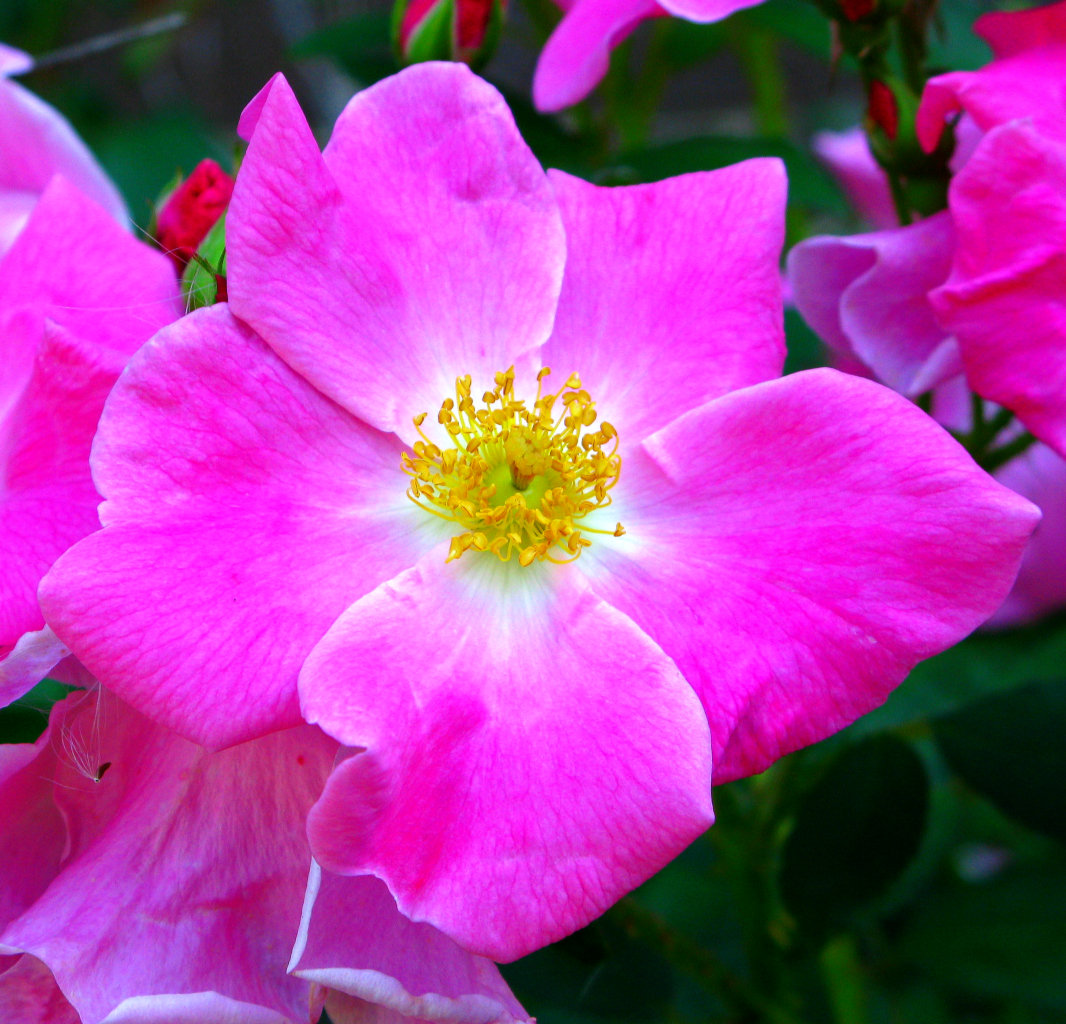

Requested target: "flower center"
[{"left": 401, "top": 366, "right": 624, "bottom": 566}]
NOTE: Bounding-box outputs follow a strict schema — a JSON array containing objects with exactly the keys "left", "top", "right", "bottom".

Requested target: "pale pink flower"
[
  {"left": 41, "top": 64, "right": 1037, "bottom": 961},
  {"left": 0, "top": 45, "right": 126, "bottom": 253},
  {"left": 0, "top": 686, "right": 527, "bottom": 1024},
  {"left": 532, "top": 0, "right": 764, "bottom": 111},
  {"left": 0, "top": 179, "right": 180, "bottom": 710}
]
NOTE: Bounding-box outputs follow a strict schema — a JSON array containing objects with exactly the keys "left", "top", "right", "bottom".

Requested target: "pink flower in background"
[
  {"left": 532, "top": 0, "right": 765, "bottom": 111},
  {"left": 0, "top": 178, "right": 180, "bottom": 711},
  {"left": 788, "top": 1, "right": 1066, "bottom": 626},
  {"left": 41, "top": 63, "right": 1036, "bottom": 962},
  {"left": 811, "top": 128, "right": 898, "bottom": 230},
  {"left": 0, "top": 686, "right": 528, "bottom": 1024},
  {"left": 0, "top": 44, "right": 126, "bottom": 254},
  {"left": 916, "top": 0, "right": 1066, "bottom": 155}
]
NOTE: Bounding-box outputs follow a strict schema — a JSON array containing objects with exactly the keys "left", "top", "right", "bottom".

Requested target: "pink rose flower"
[
  {"left": 0, "top": 685, "right": 528, "bottom": 1024},
  {"left": 788, "top": 1, "right": 1066, "bottom": 626},
  {"left": 41, "top": 64, "right": 1037, "bottom": 962},
  {"left": 0, "top": 179, "right": 181, "bottom": 710},
  {"left": 531, "top": 0, "right": 764, "bottom": 112},
  {"left": 0, "top": 44, "right": 126, "bottom": 254}
]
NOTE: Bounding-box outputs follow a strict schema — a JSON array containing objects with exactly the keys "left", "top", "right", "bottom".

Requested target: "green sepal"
[{"left": 181, "top": 210, "right": 227, "bottom": 311}]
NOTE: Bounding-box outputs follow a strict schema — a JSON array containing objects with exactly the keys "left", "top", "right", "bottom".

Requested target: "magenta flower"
[
  {"left": 0, "top": 44, "right": 126, "bottom": 253},
  {"left": 41, "top": 64, "right": 1037, "bottom": 961},
  {"left": 912, "top": 0, "right": 1066, "bottom": 460},
  {"left": 532, "top": 0, "right": 764, "bottom": 111},
  {"left": 0, "top": 179, "right": 180, "bottom": 710},
  {"left": 788, "top": 1, "right": 1066, "bottom": 626},
  {"left": 0, "top": 685, "right": 528, "bottom": 1024}
]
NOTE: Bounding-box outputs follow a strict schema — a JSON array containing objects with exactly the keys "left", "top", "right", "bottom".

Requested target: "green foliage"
[
  {"left": 780, "top": 736, "right": 930, "bottom": 940},
  {"left": 291, "top": 11, "right": 397, "bottom": 85},
  {"left": 0, "top": 678, "right": 75, "bottom": 745},
  {"left": 935, "top": 679, "right": 1066, "bottom": 843}
]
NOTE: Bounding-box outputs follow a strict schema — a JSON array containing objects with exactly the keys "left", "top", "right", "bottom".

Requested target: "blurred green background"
[{"left": 3, "top": 0, "right": 1063, "bottom": 1021}]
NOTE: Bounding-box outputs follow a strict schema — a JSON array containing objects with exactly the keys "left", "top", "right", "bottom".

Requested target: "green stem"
[
  {"left": 610, "top": 898, "right": 805, "bottom": 1024},
  {"left": 729, "top": 23, "right": 789, "bottom": 137},
  {"left": 978, "top": 430, "right": 1039, "bottom": 473},
  {"left": 885, "top": 169, "right": 912, "bottom": 226},
  {"left": 820, "top": 935, "right": 869, "bottom": 1024}
]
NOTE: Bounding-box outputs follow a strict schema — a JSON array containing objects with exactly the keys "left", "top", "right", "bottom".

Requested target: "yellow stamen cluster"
[{"left": 401, "top": 366, "right": 624, "bottom": 566}]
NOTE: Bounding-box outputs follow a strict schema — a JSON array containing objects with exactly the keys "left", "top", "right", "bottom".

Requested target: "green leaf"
[
  {"left": 603, "top": 135, "right": 846, "bottom": 214},
  {"left": 780, "top": 736, "right": 929, "bottom": 939},
  {"left": 0, "top": 678, "right": 76, "bottom": 745},
  {"left": 87, "top": 112, "right": 226, "bottom": 226},
  {"left": 899, "top": 867, "right": 1066, "bottom": 1010},
  {"left": 734, "top": 0, "right": 835, "bottom": 60},
  {"left": 934, "top": 678, "right": 1066, "bottom": 843},
  {"left": 290, "top": 12, "right": 397, "bottom": 85},
  {"left": 784, "top": 308, "right": 827, "bottom": 375},
  {"left": 851, "top": 611, "right": 1066, "bottom": 736}
]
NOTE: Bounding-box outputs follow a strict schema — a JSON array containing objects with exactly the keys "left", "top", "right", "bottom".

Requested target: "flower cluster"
[
  {"left": 0, "top": 12, "right": 1053, "bottom": 1023},
  {"left": 789, "top": 0, "right": 1066, "bottom": 626}
]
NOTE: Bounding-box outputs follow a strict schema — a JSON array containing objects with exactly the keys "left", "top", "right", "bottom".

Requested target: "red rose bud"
[
  {"left": 840, "top": 0, "right": 876, "bottom": 21},
  {"left": 868, "top": 80, "right": 899, "bottom": 141},
  {"left": 394, "top": 0, "right": 504, "bottom": 69},
  {"left": 156, "top": 159, "right": 234, "bottom": 271}
]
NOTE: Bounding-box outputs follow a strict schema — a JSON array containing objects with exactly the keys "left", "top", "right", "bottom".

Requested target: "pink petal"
[
  {"left": 917, "top": 3, "right": 1066, "bottom": 153},
  {"left": 658, "top": 0, "right": 767, "bottom": 21},
  {"left": 542, "top": 165, "right": 785, "bottom": 446},
  {"left": 812, "top": 128, "right": 897, "bottom": 229},
  {"left": 0, "top": 190, "right": 35, "bottom": 252},
  {"left": 228, "top": 67, "right": 565, "bottom": 441},
  {"left": 579, "top": 368, "right": 1039, "bottom": 783},
  {"left": 0, "top": 628, "right": 70, "bottom": 710},
  {"left": 976, "top": 1, "right": 1066, "bottom": 59},
  {"left": 532, "top": 0, "right": 664, "bottom": 112},
  {"left": 0, "top": 44, "right": 33, "bottom": 77},
  {"left": 300, "top": 551, "right": 713, "bottom": 962},
  {"left": 101, "top": 993, "right": 291, "bottom": 1024},
  {"left": 930, "top": 123, "right": 1066, "bottom": 458},
  {"left": 290, "top": 865, "right": 529, "bottom": 1023},
  {"left": 988, "top": 441, "right": 1066, "bottom": 628},
  {"left": 1, "top": 688, "right": 338, "bottom": 1024},
  {"left": 787, "top": 213, "right": 959, "bottom": 396},
  {"left": 0, "top": 177, "right": 179, "bottom": 361},
  {"left": 0, "top": 727, "right": 64, "bottom": 933},
  {"left": 0, "top": 955, "right": 80, "bottom": 1024},
  {"left": 1, "top": 321, "right": 120, "bottom": 653},
  {"left": 0, "top": 80, "right": 126, "bottom": 233},
  {"left": 40, "top": 306, "right": 435, "bottom": 750}
]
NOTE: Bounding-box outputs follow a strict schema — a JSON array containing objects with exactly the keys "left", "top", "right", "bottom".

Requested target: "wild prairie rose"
[
  {"left": 0, "top": 44, "right": 126, "bottom": 253},
  {"left": 0, "top": 686, "right": 528, "bottom": 1024},
  {"left": 41, "top": 63, "right": 1037, "bottom": 961},
  {"left": 0, "top": 179, "right": 180, "bottom": 709}
]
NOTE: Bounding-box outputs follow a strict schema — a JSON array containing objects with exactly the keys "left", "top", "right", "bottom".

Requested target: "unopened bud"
[
  {"left": 839, "top": 0, "right": 876, "bottom": 20},
  {"left": 393, "top": 0, "right": 505, "bottom": 70},
  {"left": 867, "top": 80, "right": 899, "bottom": 141},
  {"left": 156, "top": 159, "right": 234, "bottom": 271}
]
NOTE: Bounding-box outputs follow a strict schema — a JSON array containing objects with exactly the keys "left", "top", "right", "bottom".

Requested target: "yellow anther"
[{"left": 400, "top": 366, "right": 623, "bottom": 566}]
